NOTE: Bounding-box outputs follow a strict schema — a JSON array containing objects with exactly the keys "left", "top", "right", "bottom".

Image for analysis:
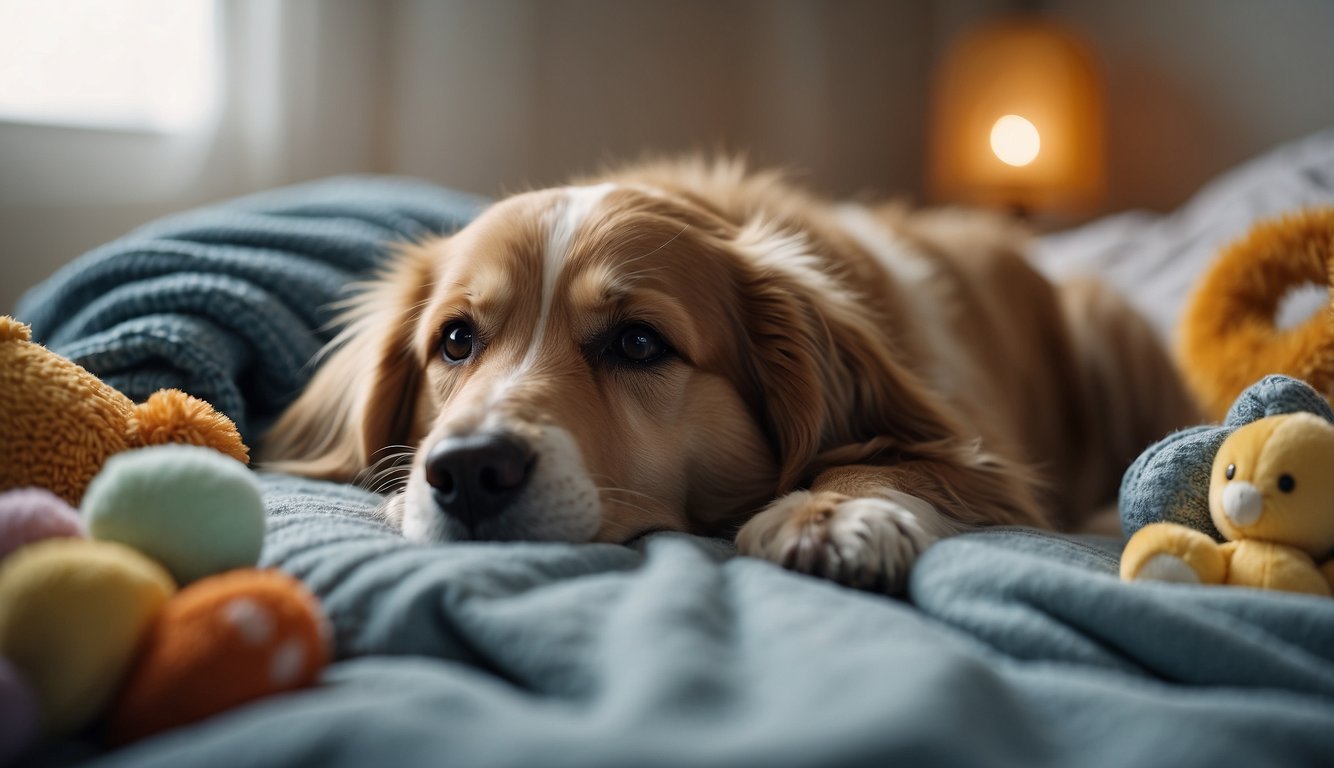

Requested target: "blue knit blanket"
[
  {"left": 15, "top": 177, "right": 1334, "bottom": 768},
  {"left": 16, "top": 176, "right": 485, "bottom": 441}
]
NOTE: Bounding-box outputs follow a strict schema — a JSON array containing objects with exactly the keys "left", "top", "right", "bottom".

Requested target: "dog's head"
[{"left": 260, "top": 177, "right": 957, "bottom": 543}]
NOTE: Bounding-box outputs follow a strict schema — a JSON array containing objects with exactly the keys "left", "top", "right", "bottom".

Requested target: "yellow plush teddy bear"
[{"left": 1121, "top": 412, "right": 1334, "bottom": 597}]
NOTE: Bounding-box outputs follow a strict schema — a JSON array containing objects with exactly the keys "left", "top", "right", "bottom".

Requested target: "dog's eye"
[
  {"left": 440, "top": 321, "right": 474, "bottom": 362},
  {"left": 1225, "top": 463, "right": 1235, "bottom": 480},
  {"left": 1277, "top": 474, "right": 1295, "bottom": 493},
  {"left": 614, "top": 324, "right": 668, "bottom": 364}
]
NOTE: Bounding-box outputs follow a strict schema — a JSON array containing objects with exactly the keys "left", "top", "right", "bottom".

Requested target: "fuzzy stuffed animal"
[
  {"left": 1119, "top": 374, "right": 1333, "bottom": 541},
  {"left": 1121, "top": 412, "right": 1334, "bottom": 596},
  {"left": 1178, "top": 207, "right": 1334, "bottom": 420},
  {"left": 0, "top": 316, "right": 248, "bottom": 506}
]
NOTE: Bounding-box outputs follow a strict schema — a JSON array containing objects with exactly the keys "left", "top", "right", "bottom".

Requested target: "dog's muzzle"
[{"left": 424, "top": 432, "right": 535, "bottom": 534}]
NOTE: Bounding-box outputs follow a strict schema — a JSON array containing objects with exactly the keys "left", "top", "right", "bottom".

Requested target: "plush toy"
[
  {"left": 0, "top": 488, "right": 84, "bottom": 561},
  {"left": 1119, "top": 374, "right": 1333, "bottom": 540},
  {"left": 82, "top": 445, "right": 266, "bottom": 585},
  {"left": 0, "top": 316, "right": 248, "bottom": 506},
  {"left": 1121, "top": 412, "right": 1334, "bottom": 596},
  {"left": 0, "top": 657, "right": 38, "bottom": 766},
  {"left": 1178, "top": 207, "right": 1334, "bottom": 421},
  {"left": 0, "top": 539, "right": 177, "bottom": 737},
  {"left": 107, "top": 569, "right": 330, "bottom": 744}
]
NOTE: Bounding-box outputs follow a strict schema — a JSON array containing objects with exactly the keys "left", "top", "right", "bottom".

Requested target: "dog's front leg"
[{"left": 735, "top": 463, "right": 986, "bottom": 593}]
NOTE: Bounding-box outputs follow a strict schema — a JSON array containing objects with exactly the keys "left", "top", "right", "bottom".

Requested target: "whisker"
[
  {"left": 365, "top": 474, "right": 410, "bottom": 494},
  {"left": 595, "top": 491, "right": 661, "bottom": 521},
  {"left": 370, "top": 444, "right": 417, "bottom": 457},
  {"left": 354, "top": 449, "right": 417, "bottom": 490},
  {"left": 598, "top": 486, "right": 660, "bottom": 503},
  {"left": 365, "top": 448, "right": 416, "bottom": 465},
  {"left": 589, "top": 476, "right": 661, "bottom": 500},
  {"left": 370, "top": 480, "right": 408, "bottom": 496},
  {"left": 362, "top": 457, "right": 414, "bottom": 473},
  {"left": 367, "top": 464, "right": 414, "bottom": 478},
  {"left": 356, "top": 454, "right": 415, "bottom": 480},
  {"left": 366, "top": 467, "right": 414, "bottom": 495}
]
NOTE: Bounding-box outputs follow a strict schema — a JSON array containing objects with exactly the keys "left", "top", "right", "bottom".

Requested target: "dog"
[{"left": 259, "top": 159, "right": 1197, "bottom": 592}]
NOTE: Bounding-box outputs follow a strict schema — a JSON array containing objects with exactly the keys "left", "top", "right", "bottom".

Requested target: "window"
[{"left": 0, "top": 0, "right": 217, "bottom": 132}]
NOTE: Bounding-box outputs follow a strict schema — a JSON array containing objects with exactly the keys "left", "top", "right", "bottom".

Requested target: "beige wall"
[
  {"left": 932, "top": 0, "right": 1334, "bottom": 212},
  {"left": 4, "top": 0, "right": 1334, "bottom": 313},
  {"left": 384, "top": 0, "right": 931, "bottom": 199}
]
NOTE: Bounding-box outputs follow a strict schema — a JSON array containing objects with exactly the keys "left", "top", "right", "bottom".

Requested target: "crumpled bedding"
[{"left": 68, "top": 475, "right": 1334, "bottom": 768}]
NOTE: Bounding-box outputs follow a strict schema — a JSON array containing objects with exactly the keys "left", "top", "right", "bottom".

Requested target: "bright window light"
[{"left": 0, "top": 0, "right": 216, "bottom": 132}]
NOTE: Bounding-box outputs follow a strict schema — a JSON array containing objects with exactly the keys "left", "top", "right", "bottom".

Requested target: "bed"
[{"left": 16, "top": 128, "right": 1334, "bottom": 767}]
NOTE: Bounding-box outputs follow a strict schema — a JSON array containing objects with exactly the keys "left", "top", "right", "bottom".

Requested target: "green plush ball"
[{"left": 83, "top": 445, "right": 265, "bottom": 584}]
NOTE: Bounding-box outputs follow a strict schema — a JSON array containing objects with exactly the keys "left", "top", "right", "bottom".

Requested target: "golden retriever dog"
[{"left": 259, "top": 159, "right": 1196, "bottom": 592}]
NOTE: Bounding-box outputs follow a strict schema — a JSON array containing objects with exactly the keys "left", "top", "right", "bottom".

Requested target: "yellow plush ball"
[{"left": 0, "top": 538, "right": 176, "bottom": 736}]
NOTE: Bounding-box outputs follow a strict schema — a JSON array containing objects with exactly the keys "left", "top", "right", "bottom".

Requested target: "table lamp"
[{"left": 928, "top": 14, "right": 1105, "bottom": 218}]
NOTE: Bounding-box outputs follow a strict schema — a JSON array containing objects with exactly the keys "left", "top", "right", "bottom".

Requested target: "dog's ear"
[
  {"left": 732, "top": 223, "right": 963, "bottom": 491},
  {"left": 258, "top": 243, "right": 436, "bottom": 482}
]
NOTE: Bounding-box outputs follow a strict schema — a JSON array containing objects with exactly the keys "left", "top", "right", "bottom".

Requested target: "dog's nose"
[{"left": 424, "top": 433, "right": 534, "bottom": 529}]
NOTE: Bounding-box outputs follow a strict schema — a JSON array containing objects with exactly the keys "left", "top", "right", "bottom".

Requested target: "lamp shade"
[{"left": 928, "top": 16, "right": 1105, "bottom": 216}]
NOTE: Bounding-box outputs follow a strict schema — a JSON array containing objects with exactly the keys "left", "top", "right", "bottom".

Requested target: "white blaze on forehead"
[{"left": 527, "top": 182, "right": 619, "bottom": 361}]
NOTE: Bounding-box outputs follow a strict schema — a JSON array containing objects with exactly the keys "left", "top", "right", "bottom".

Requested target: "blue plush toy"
[{"left": 1119, "top": 374, "right": 1334, "bottom": 541}]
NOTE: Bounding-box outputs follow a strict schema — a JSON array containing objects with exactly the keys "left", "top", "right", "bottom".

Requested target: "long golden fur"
[{"left": 260, "top": 159, "right": 1197, "bottom": 591}]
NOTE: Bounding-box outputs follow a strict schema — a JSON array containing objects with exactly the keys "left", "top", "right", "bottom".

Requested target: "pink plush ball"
[
  {"left": 0, "top": 488, "right": 84, "bottom": 562},
  {"left": 0, "top": 656, "right": 39, "bottom": 766}
]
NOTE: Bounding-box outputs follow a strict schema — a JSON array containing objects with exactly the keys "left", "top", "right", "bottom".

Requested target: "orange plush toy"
[
  {"left": 0, "top": 316, "right": 248, "bottom": 505},
  {"left": 107, "top": 569, "right": 330, "bottom": 744},
  {"left": 1178, "top": 208, "right": 1334, "bottom": 420}
]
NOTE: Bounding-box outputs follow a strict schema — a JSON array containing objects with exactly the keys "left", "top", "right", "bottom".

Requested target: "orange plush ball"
[{"left": 106, "top": 569, "right": 329, "bottom": 744}]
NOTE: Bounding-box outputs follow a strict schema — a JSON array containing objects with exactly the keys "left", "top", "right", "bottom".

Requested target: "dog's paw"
[{"left": 736, "top": 490, "right": 946, "bottom": 592}]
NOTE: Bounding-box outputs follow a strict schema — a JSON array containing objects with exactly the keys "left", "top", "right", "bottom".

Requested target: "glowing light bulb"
[{"left": 990, "top": 115, "right": 1041, "bottom": 167}]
